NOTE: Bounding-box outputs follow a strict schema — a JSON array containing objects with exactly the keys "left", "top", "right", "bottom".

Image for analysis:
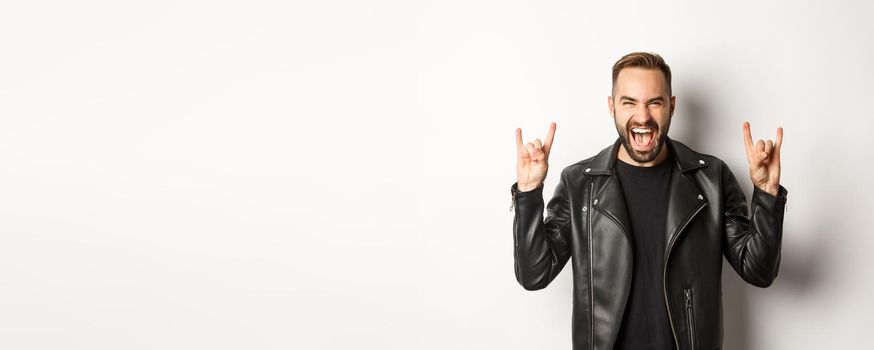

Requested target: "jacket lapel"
[
  {"left": 587, "top": 138, "right": 632, "bottom": 240},
  {"left": 664, "top": 138, "right": 709, "bottom": 249}
]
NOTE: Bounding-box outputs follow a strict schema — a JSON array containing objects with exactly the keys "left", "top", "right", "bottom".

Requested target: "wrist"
[
  {"left": 754, "top": 183, "right": 779, "bottom": 197},
  {"left": 517, "top": 182, "right": 541, "bottom": 192}
]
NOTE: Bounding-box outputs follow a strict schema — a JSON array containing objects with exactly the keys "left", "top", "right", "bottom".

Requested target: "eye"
[
  {"left": 649, "top": 101, "right": 662, "bottom": 105},
  {"left": 622, "top": 101, "right": 633, "bottom": 105}
]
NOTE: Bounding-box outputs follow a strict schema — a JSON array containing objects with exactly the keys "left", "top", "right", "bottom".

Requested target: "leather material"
[{"left": 510, "top": 137, "right": 788, "bottom": 350}]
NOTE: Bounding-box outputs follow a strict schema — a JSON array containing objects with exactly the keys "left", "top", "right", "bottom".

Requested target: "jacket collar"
[
  {"left": 587, "top": 136, "right": 711, "bottom": 258},
  {"left": 585, "top": 136, "right": 709, "bottom": 175}
]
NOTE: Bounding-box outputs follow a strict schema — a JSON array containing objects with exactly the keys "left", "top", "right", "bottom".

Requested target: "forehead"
[{"left": 614, "top": 67, "right": 669, "bottom": 97}]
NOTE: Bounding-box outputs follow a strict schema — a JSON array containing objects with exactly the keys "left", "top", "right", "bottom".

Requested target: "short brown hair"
[{"left": 611, "top": 51, "right": 672, "bottom": 96}]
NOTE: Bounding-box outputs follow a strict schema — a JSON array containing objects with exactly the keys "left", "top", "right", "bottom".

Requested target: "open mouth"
[{"left": 630, "top": 127, "right": 656, "bottom": 150}]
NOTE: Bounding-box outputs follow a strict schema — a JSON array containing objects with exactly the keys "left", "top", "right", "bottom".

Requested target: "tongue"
[{"left": 634, "top": 132, "right": 652, "bottom": 145}]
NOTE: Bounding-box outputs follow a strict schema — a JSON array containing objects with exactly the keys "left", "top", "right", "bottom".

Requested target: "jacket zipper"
[
  {"left": 662, "top": 200, "right": 707, "bottom": 350},
  {"left": 587, "top": 181, "right": 595, "bottom": 350},
  {"left": 509, "top": 187, "right": 516, "bottom": 211},
  {"left": 589, "top": 180, "right": 634, "bottom": 348},
  {"left": 684, "top": 288, "right": 697, "bottom": 350},
  {"left": 511, "top": 188, "right": 518, "bottom": 247}
]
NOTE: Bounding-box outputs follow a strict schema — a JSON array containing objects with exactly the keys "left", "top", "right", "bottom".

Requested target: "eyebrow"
[{"left": 619, "top": 96, "right": 665, "bottom": 103}]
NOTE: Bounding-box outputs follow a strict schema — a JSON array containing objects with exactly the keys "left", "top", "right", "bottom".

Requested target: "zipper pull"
[
  {"left": 509, "top": 189, "right": 516, "bottom": 211},
  {"left": 685, "top": 289, "right": 692, "bottom": 308}
]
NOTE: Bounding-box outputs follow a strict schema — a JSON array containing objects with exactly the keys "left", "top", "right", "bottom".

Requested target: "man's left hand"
[{"left": 743, "top": 121, "right": 783, "bottom": 197}]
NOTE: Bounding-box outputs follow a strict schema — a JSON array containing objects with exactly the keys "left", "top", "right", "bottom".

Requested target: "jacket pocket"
[{"left": 684, "top": 287, "right": 697, "bottom": 350}]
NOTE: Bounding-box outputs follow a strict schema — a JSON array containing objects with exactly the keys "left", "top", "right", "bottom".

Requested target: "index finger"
[
  {"left": 516, "top": 128, "right": 523, "bottom": 150},
  {"left": 743, "top": 121, "right": 754, "bottom": 158},
  {"left": 775, "top": 126, "right": 783, "bottom": 150},
  {"left": 543, "top": 122, "right": 556, "bottom": 156}
]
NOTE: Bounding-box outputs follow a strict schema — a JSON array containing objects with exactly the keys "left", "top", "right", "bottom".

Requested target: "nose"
[{"left": 632, "top": 103, "right": 653, "bottom": 124}]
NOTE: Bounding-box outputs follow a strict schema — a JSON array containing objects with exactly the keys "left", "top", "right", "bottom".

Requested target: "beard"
[{"left": 614, "top": 111, "right": 670, "bottom": 164}]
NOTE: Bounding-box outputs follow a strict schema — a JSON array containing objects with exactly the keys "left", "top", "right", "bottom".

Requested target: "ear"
[
  {"left": 669, "top": 95, "right": 676, "bottom": 118},
  {"left": 608, "top": 95, "right": 615, "bottom": 117}
]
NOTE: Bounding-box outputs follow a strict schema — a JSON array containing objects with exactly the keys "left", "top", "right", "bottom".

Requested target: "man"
[{"left": 510, "top": 52, "right": 787, "bottom": 350}]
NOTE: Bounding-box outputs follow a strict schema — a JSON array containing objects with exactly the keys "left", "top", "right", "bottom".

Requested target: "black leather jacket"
[{"left": 510, "top": 137, "right": 788, "bottom": 350}]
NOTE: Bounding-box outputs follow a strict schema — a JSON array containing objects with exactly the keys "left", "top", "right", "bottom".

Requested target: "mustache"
[{"left": 626, "top": 121, "right": 659, "bottom": 132}]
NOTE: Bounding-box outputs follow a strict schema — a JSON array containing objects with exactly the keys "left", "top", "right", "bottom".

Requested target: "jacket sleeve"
[
  {"left": 720, "top": 160, "right": 788, "bottom": 288},
  {"left": 510, "top": 169, "right": 573, "bottom": 291}
]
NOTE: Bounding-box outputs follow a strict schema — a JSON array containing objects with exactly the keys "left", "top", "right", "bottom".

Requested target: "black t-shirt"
[{"left": 612, "top": 150, "right": 676, "bottom": 350}]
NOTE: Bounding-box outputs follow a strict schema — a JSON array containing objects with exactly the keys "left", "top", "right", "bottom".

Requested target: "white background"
[{"left": 0, "top": 0, "right": 871, "bottom": 349}]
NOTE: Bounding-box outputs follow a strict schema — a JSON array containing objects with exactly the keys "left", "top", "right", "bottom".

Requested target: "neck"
[{"left": 617, "top": 142, "right": 670, "bottom": 167}]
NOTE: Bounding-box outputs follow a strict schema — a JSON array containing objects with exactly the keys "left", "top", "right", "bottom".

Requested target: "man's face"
[{"left": 608, "top": 67, "right": 676, "bottom": 164}]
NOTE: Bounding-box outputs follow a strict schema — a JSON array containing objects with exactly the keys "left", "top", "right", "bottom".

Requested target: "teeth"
[{"left": 632, "top": 128, "right": 652, "bottom": 134}]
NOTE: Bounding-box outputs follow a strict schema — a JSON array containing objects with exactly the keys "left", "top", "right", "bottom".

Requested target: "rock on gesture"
[
  {"left": 743, "top": 121, "right": 783, "bottom": 197},
  {"left": 516, "top": 122, "right": 556, "bottom": 192}
]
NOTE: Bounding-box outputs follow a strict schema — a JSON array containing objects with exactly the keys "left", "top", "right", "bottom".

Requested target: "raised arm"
[
  {"left": 722, "top": 122, "right": 789, "bottom": 287},
  {"left": 510, "top": 122, "right": 572, "bottom": 291}
]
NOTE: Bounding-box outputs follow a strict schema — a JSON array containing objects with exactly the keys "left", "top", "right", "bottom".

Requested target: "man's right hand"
[{"left": 516, "top": 122, "right": 556, "bottom": 192}]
